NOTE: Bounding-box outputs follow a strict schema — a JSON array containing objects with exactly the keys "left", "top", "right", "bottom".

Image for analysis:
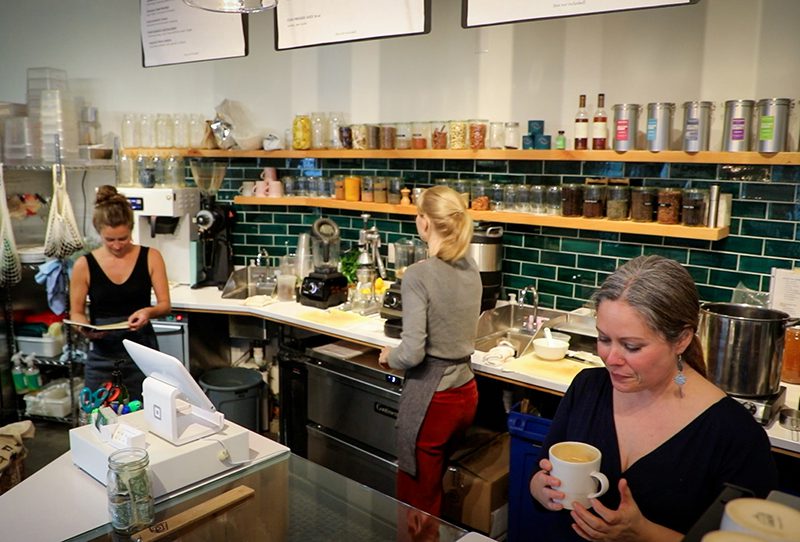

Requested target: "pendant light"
[{"left": 182, "top": 0, "right": 277, "bottom": 14}]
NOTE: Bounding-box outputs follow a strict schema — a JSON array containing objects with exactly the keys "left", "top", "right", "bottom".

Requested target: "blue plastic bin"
[{"left": 508, "top": 403, "right": 552, "bottom": 542}]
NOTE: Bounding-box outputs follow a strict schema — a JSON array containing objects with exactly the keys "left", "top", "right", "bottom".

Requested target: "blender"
[
  {"left": 298, "top": 217, "right": 349, "bottom": 308},
  {"left": 381, "top": 238, "right": 427, "bottom": 337}
]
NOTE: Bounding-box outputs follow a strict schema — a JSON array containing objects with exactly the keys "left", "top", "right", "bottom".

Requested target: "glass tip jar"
[{"left": 107, "top": 447, "right": 154, "bottom": 534}]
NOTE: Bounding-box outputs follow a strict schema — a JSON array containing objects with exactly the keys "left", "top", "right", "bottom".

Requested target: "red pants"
[{"left": 397, "top": 379, "right": 479, "bottom": 516}]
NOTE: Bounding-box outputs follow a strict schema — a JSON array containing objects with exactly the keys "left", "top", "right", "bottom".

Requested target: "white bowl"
[{"left": 533, "top": 338, "right": 569, "bottom": 360}]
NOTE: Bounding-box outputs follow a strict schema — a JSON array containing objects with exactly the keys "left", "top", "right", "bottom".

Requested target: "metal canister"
[
  {"left": 612, "top": 104, "right": 640, "bottom": 151},
  {"left": 682, "top": 101, "right": 713, "bottom": 152},
  {"left": 756, "top": 98, "right": 792, "bottom": 153},
  {"left": 722, "top": 99, "right": 755, "bottom": 152},
  {"left": 646, "top": 102, "right": 674, "bottom": 151}
]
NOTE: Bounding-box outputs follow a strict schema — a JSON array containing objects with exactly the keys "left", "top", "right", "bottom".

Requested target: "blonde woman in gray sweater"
[{"left": 379, "top": 185, "right": 482, "bottom": 522}]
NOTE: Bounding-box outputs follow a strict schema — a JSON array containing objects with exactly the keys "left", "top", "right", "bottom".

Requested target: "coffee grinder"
[
  {"left": 381, "top": 238, "right": 427, "bottom": 338},
  {"left": 298, "top": 217, "right": 349, "bottom": 308},
  {"left": 189, "top": 160, "right": 237, "bottom": 290}
]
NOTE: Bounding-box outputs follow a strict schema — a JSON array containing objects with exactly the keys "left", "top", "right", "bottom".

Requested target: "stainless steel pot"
[{"left": 698, "top": 303, "right": 794, "bottom": 397}]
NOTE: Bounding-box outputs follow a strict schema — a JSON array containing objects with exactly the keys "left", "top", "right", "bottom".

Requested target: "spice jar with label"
[
  {"left": 606, "top": 185, "right": 630, "bottom": 220},
  {"left": 583, "top": 184, "right": 606, "bottom": 218},
  {"left": 449, "top": 120, "right": 468, "bottom": 149},
  {"left": 546, "top": 186, "right": 562, "bottom": 215},
  {"left": 411, "top": 122, "right": 430, "bottom": 149},
  {"left": 373, "top": 176, "right": 388, "bottom": 203},
  {"left": 781, "top": 326, "right": 800, "bottom": 384},
  {"left": 333, "top": 175, "right": 346, "bottom": 199},
  {"left": 561, "top": 184, "right": 584, "bottom": 217},
  {"left": 529, "top": 185, "right": 546, "bottom": 214},
  {"left": 469, "top": 119, "right": 488, "bottom": 149},
  {"left": 630, "top": 187, "right": 657, "bottom": 222},
  {"left": 388, "top": 177, "right": 403, "bottom": 204},
  {"left": 471, "top": 180, "right": 490, "bottom": 210},
  {"left": 681, "top": 188, "right": 709, "bottom": 226},
  {"left": 432, "top": 121, "right": 448, "bottom": 149},
  {"left": 361, "top": 176, "right": 375, "bottom": 202},
  {"left": 344, "top": 176, "right": 361, "bottom": 201},
  {"left": 395, "top": 123, "right": 411, "bottom": 149},
  {"left": 657, "top": 187, "right": 682, "bottom": 224},
  {"left": 292, "top": 114, "right": 312, "bottom": 150},
  {"left": 107, "top": 447, "right": 154, "bottom": 534}
]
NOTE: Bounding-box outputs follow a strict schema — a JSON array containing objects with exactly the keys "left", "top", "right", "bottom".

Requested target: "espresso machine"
[
  {"left": 381, "top": 238, "right": 427, "bottom": 338},
  {"left": 119, "top": 186, "right": 201, "bottom": 285},
  {"left": 189, "top": 160, "right": 237, "bottom": 290},
  {"left": 298, "top": 218, "right": 349, "bottom": 308}
]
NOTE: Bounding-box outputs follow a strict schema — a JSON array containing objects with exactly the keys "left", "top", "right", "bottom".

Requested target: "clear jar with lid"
[
  {"left": 681, "top": 188, "right": 709, "bottom": 226},
  {"left": 490, "top": 183, "right": 505, "bottom": 210},
  {"left": 339, "top": 125, "right": 353, "bottom": 149},
  {"left": 107, "top": 447, "right": 154, "bottom": 534},
  {"left": 630, "top": 187, "right": 657, "bottom": 222},
  {"left": 488, "top": 122, "right": 504, "bottom": 149},
  {"left": 395, "top": 123, "right": 411, "bottom": 149},
  {"left": 163, "top": 153, "right": 185, "bottom": 187},
  {"left": 366, "top": 124, "right": 380, "bottom": 149},
  {"left": 546, "top": 186, "right": 562, "bottom": 215},
  {"left": 583, "top": 184, "right": 606, "bottom": 218},
  {"left": 431, "top": 121, "right": 448, "bottom": 149},
  {"left": 380, "top": 123, "right": 397, "bottom": 150},
  {"left": 333, "top": 175, "right": 346, "bottom": 199},
  {"left": 470, "top": 180, "right": 490, "bottom": 210},
  {"left": 469, "top": 119, "right": 488, "bottom": 149},
  {"left": 504, "top": 122, "right": 521, "bottom": 149},
  {"left": 361, "top": 176, "right": 375, "bottom": 202},
  {"left": 448, "top": 120, "right": 468, "bottom": 150},
  {"left": 515, "top": 184, "right": 531, "bottom": 212},
  {"left": 351, "top": 124, "right": 367, "bottom": 149},
  {"left": 657, "top": 187, "right": 682, "bottom": 224},
  {"left": 373, "top": 176, "right": 388, "bottom": 203},
  {"left": 292, "top": 113, "right": 312, "bottom": 150},
  {"left": 502, "top": 184, "right": 518, "bottom": 210},
  {"left": 411, "top": 122, "right": 430, "bottom": 149},
  {"left": 452, "top": 178, "right": 470, "bottom": 207},
  {"left": 529, "top": 185, "right": 546, "bottom": 214},
  {"left": 329, "top": 112, "right": 345, "bottom": 148},
  {"left": 388, "top": 177, "right": 403, "bottom": 204},
  {"left": 561, "top": 183, "right": 584, "bottom": 216},
  {"left": 311, "top": 112, "right": 328, "bottom": 149},
  {"left": 606, "top": 185, "right": 630, "bottom": 220},
  {"left": 306, "top": 176, "right": 320, "bottom": 197},
  {"left": 118, "top": 153, "right": 136, "bottom": 187}
]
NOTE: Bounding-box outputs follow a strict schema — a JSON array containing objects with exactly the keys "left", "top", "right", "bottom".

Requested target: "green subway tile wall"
[{"left": 205, "top": 158, "right": 800, "bottom": 311}]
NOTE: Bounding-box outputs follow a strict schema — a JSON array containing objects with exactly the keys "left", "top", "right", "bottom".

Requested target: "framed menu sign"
[
  {"left": 462, "top": 0, "right": 700, "bottom": 28},
  {"left": 275, "top": 0, "right": 430, "bottom": 51},
  {"left": 140, "top": 0, "right": 248, "bottom": 67}
]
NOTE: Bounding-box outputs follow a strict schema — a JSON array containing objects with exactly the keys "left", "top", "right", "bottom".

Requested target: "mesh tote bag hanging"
[
  {"left": 44, "top": 164, "right": 84, "bottom": 259},
  {"left": 0, "top": 166, "right": 22, "bottom": 287}
]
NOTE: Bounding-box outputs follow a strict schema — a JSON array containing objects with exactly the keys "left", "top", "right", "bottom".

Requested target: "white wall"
[{"left": 1, "top": 0, "right": 799, "bottom": 150}]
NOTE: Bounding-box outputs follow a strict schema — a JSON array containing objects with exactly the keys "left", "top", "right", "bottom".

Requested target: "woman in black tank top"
[{"left": 69, "top": 186, "right": 171, "bottom": 402}]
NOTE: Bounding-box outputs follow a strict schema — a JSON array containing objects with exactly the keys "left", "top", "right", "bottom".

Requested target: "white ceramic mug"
[
  {"left": 267, "top": 179, "right": 284, "bottom": 197},
  {"left": 549, "top": 441, "right": 609, "bottom": 510},
  {"left": 254, "top": 180, "right": 269, "bottom": 197},
  {"left": 260, "top": 167, "right": 278, "bottom": 182},
  {"left": 239, "top": 181, "right": 256, "bottom": 197}
]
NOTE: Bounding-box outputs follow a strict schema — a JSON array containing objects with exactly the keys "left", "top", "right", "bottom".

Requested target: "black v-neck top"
[
  {"left": 86, "top": 246, "right": 152, "bottom": 321},
  {"left": 530, "top": 368, "right": 777, "bottom": 540}
]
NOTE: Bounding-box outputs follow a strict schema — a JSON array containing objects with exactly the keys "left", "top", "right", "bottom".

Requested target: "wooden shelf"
[
  {"left": 124, "top": 148, "right": 800, "bottom": 165},
  {"left": 234, "top": 196, "right": 729, "bottom": 241}
]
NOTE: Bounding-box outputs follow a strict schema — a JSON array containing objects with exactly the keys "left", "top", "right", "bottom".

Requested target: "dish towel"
[{"left": 35, "top": 259, "right": 72, "bottom": 315}]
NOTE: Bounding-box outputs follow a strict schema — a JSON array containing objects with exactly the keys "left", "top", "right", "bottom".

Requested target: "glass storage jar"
[
  {"left": 361, "top": 176, "right": 375, "bottom": 202},
  {"left": 504, "top": 122, "right": 520, "bottom": 149},
  {"left": 305, "top": 176, "right": 320, "bottom": 197},
  {"left": 411, "top": 122, "right": 430, "bottom": 149},
  {"left": 292, "top": 114, "right": 312, "bottom": 150},
  {"left": 782, "top": 326, "right": 800, "bottom": 384},
  {"left": 561, "top": 183, "right": 584, "bottom": 217},
  {"left": 502, "top": 184, "right": 518, "bottom": 210},
  {"left": 431, "top": 121, "right": 448, "bottom": 149},
  {"left": 317, "top": 176, "right": 333, "bottom": 198},
  {"left": 657, "top": 187, "right": 682, "bottom": 224},
  {"left": 339, "top": 125, "right": 353, "bottom": 149},
  {"left": 630, "top": 186, "right": 657, "bottom": 222},
  {"left": 311, "top": 112, "right": 328, "bottom": 149},
  {"left": 681, "top": 188, "right": 709, "bottom": 226},
  {"left": 373, "top": 176, "right": 388, "bottom": 203},
  {"left": 282, "top": 176, "right": 297, "bottom": 197},
  {"left": 488, "top": 122, "right": 504, "bottom": 149},
  {"left": 606, "top": 185, "right": 630, "bottom": 220},
  {"left": 515, "top": 184, "right": 531, "bottom": 212},
  {"left": 379, "top": 123, "right": 396, "bottom": 150},
  {"left": 344, "top": 175, "right": 361, "bottom": 201},
  {"left": 469, "top": 119, "right": 488, "bottom": 149},
  {"left": 452, "top": 178, "right": 470, "bottom": 207},
  {"left": 366, "top": 124, "right": 380, "bottom": 149},
  {"left": 529, "top": 185, "right": 546, "bottom": 214},
  {"left": 490, "top": 183, "right": 505, "bottom": 210},
  {"left": 583, "top": 184, "right": 606, "bottom": 218},
  {"left": 351, "top": 124, "right": 367, "bottom": 150},
  {"left": 395, "top": 123, "right": 411, "bottom": 149},
  {"left": 470, "top": 180, "right": 490, "bottom": 210},
  {"left": 448, "top": 120, "right": 468, "bottom": 150},
  {"left": 329, "top": 112, "right": 344, "bottom": 148},
  {"left": 333, "top": 175, "right": 346, "bottom": 199},
  {"left": 388, "top": 177, "right": 403, "bottom": 204},
  {"left": 107, "top": 447, "right": 154, "bottom": 534},
  {"left": 546, "top": 186, "right": 562, "bottom": 215}
]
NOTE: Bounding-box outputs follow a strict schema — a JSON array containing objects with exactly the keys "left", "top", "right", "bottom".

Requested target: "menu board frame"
[
  {"left": 140, "top": 0, "right": 249, "bottom": 68},
  {"left": 461, "top": 0, "right": 700, "bottom": 29},
  {"left": 274, "top": 0, "right": 431, "bottom": 51}
]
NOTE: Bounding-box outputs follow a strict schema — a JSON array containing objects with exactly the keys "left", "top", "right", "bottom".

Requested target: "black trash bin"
[{"left": 199, "top": 367, "right": 264, "bottom": 432}]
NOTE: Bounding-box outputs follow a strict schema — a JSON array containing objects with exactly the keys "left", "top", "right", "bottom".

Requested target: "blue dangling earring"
[{"left": 674, "top": 354, "right": 687, "bottom": 397}]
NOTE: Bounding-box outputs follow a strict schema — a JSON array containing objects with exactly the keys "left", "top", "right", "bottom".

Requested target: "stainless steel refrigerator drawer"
[
  {"left": 307, "top": 362, "right": 399, "bottom": 456},
  {"left": 307, "top": 424, "right": 398, "bottom": 497}
]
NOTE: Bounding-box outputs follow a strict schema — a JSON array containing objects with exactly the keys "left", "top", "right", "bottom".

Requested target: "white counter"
[{"left": 169, "top": 285, "right": 800, "bottom": 456}]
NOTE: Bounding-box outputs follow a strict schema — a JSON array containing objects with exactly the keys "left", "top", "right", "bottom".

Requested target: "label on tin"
[
  {"left": 685, "top": 118, "right": 699, "bottom": 141},
  {"left": 759, "top": 115, "right": 775, "bottom": 141},
  {"left": 646, "top": 118, "right": 657, "bottom": 141},
  {"left": 615, "top": 119, "right": 630, "bottom": 141},
  {"left": 731, "top": 117, "right": 746, "bottom": 140}
]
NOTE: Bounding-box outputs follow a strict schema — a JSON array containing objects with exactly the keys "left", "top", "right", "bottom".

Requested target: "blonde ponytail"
[{"left": 417, "top": 185, "right": 472, "bottom": 262}]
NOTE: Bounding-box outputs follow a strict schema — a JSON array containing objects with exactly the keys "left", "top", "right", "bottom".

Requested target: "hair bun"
[{"left": 95, "top": 185, "right": 120, "bottom": 205}]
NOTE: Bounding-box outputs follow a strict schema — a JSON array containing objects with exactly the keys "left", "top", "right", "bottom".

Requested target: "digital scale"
[{"left": 731, "top": 386, "right": 787, "bottom": 425}]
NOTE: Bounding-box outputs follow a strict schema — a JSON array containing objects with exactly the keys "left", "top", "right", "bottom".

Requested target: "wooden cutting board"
[
  {"left": 500, "top": 354, "right": 593, "bottom": 385},
  {"left": 298, "top": 309, "right": 368, "bottom": 327}
]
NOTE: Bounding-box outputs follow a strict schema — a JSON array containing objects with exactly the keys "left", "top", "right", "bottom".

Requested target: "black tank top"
[{"left": 86, "top": 246, "right": 152, "bottom": 321}]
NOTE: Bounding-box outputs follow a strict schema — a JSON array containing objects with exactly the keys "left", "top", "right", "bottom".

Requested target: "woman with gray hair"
[{"left": 529, "top": 255, "right": 776, "bottom": 541}]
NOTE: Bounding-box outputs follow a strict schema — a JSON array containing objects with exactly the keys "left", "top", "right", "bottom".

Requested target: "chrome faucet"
[{"left": 518, "top": 284, "right": 539, "bottom": 333}]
